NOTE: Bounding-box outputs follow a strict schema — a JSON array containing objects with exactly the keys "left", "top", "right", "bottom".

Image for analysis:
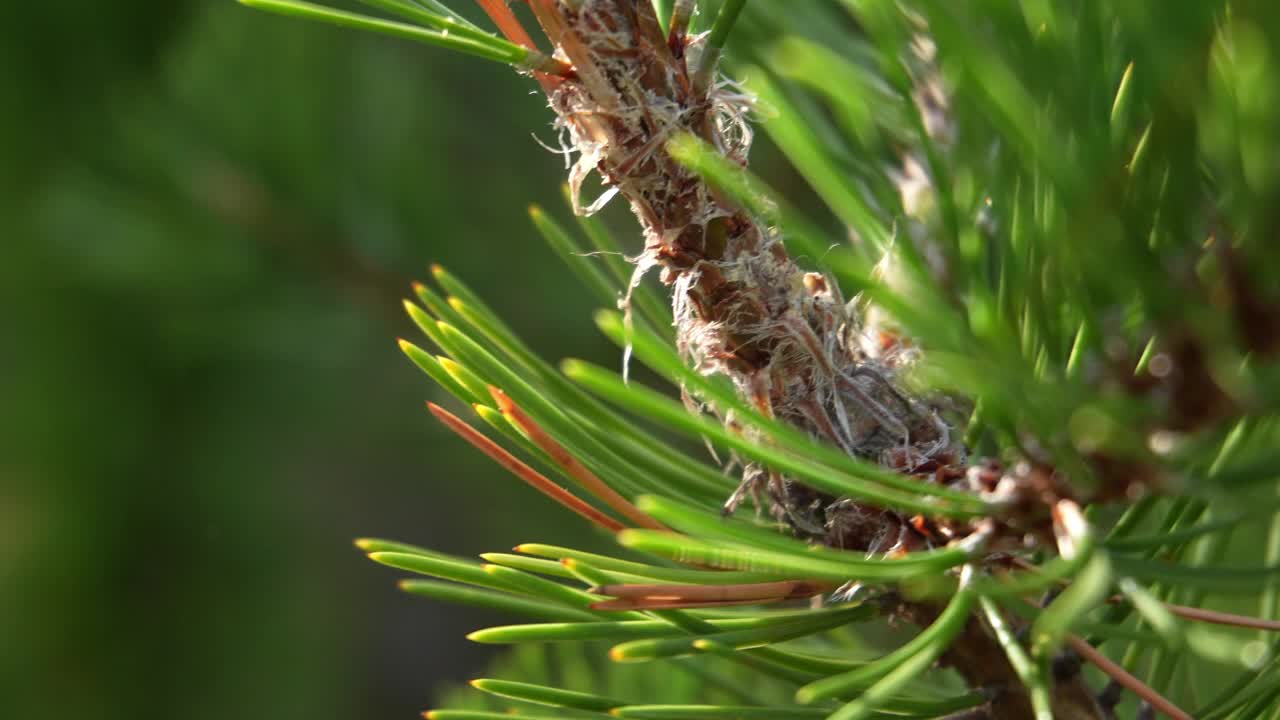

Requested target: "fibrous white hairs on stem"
[
  {"left": 529, "top": 126, "right": 575, "bottom": 170},
  {"left": 544, "top": 0, "right": 962, "bottom": 545},
  {"left": 707, "top": 77, "right": 756, "bottom": 163}
]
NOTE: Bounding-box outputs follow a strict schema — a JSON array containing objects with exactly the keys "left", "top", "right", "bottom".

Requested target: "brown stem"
[
  {"left": 1162, "top": 602, "right": 1280, "bottom": 631},
  {"left": 1066, "top": 635, "right": 1192, "bottom": 720}
]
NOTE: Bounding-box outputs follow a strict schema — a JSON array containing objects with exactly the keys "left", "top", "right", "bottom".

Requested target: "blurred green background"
[{"left": 0, "top": 2, "right": 621, "bottom": 718}]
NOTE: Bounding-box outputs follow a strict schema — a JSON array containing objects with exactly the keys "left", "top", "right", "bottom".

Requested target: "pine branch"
[{"left": 237, "top": 1, "right": 1280, "bottom": 718}]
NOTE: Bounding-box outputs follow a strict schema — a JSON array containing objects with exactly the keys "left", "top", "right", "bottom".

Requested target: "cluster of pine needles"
[{"left": 241, "top": 1, "right": 1280, "bottom": 718}]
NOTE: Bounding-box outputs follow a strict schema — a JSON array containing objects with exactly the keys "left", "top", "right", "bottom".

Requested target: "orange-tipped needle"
[
  {"left": 591, "top": 580, "right": 831, "bottom": 602},
  {"left": 590, "top": 597, "right": 790, "bottom": 611},
  {"left": 586, "top": 579, "right": 831, "bottom": 610},
  {"left": 428, "top": 402, "right": 625, "bottom": 533},
  {"left": 474, "top": 0, "right": 565, "bottom": 91},
  {"left": 489, "top": 386, "right": 668, "bottom": 532},
  {"left": 475, "top": 0, "right": 539, "bottom": 51}
]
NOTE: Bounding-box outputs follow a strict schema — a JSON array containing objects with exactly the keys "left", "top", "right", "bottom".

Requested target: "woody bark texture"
[
  {"left": 519, "top": 1, "right": 1097, "bottom": 717},
  {"left": 544, "top": 0, "right": 956, "bottom": 539}
]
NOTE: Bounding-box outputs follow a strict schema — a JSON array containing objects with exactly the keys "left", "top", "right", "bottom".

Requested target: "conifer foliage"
[{"left": 243, "top": 1, "right": 1280, "bottom": 718}]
